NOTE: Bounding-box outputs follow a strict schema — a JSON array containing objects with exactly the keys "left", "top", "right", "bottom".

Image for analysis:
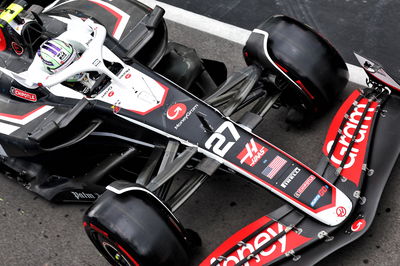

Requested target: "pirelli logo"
[{"left": 281, "top": 167, "right": 301, "bottom": 188}]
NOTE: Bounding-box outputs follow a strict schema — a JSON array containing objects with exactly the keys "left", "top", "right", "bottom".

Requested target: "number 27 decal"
[{"left": 205, "top": 121, "right": 240, "bottom": 157}]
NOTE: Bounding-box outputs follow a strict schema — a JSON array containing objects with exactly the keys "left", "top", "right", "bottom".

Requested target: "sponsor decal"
[
  {"left": 236, "top": 138, "right": 268, "bottom": 167},
  {"left": 10, "top": 87, "right": 37, "bottom": 102},
  {"left": 310, "top": 186, "right": 328, "bottom": 207},
  {"left": 318, "top": 185, "right": 329, "bottom": 197},
  {"left": 112, "top": 100, "right": 121, "bottom": 114},
  {"left": 71, "top": 191, "right": 99, "bottom": 200},
  {"left": 351, "top": 219, "right": 367, "bottom": 232},
  {"left": 167, "top": 103, "right": 187, "bottom": 120},
  {"left": 324, "top": 91, "right": 378, "bottom": 186},
  {"left": 118, "top": 69, "right": 130, "bottom": 79},
  {"left": 11, "top": 42, "right": 24, "bottom": 55},
  {"left": 205, "top": 121, "right": 240, "bottom": 157},
  {"left": 211, "top": 222, "right": 287, "bottom": 265},
  {"left": 310, "top": 194, "right": 321, "bottom": 207},
  {"left": 173, "top": 104, "right": 199, "bottom": 130},
  {"left": 202, "top": 216, "right": 312, "bottom": 266},
  {"left": 326, "top": 103, "right": 375, "bottom": 169},
  {"left": 108, "top": 91, "right": 114, "bottom": 97},
  {"left": 261, "top": 156, "right": 287, "bottom": 179},
  {"left": 100, "top": 86, "right": 113, "bottom": 98},
  {"left": 112, "top": 105, "right": 121, "bottom": 114},
  {"left": 294, "top": 175, "right": 315, "bottom": 198},
  {"left": 281, "top": 167, "right": 301, "bottom": 188},
  {"left": 336, "top": 206, "right": 347, "bottom": 217}
]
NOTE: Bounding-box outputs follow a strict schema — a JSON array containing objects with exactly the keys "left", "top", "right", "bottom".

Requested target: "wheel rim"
[
  {"left": 90, "top": 231, "right": 134, "bottom": 266},
  {"left": 102, "top": 241, "right": 132, "bottom": 266}
]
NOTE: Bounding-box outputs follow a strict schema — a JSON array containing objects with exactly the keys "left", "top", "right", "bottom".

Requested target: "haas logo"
[
  {"left": 167, "top": 103, "right": 187, "bottom": 120},
  {"left": 336, "top": 206, "right": 347, "bottom": 217},
  {"left": 237, "top": 138, "right": 267, "bottom": 167}
]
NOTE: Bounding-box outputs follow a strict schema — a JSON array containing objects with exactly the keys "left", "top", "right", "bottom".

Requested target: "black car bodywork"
[{"left": 0, "top": 1, "right": 398, "bottom": 265}]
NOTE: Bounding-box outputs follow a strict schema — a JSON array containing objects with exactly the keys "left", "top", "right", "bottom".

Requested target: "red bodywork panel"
[
  {"left": 323, "top": 90, "right": 378, "bottom": 186},
  {"left": 201, "top": 216, "right": 312, "bottom": 265}
]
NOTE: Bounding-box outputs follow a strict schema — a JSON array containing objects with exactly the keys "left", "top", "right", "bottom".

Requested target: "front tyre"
[
  {"left": 244, "top": 15, "right": 349, "bottom": 116},
  {"left": 83, "top": 182, "right": 189, "bottom": 266}
]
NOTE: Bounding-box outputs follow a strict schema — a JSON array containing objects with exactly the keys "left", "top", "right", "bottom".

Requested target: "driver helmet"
[{"left": 38, "top": 39, "right": 84, "bottom": 82}]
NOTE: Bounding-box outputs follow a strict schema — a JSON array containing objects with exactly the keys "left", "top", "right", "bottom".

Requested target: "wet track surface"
[{"left": 1, "top": 1, "right": 400, "bottom": 265}]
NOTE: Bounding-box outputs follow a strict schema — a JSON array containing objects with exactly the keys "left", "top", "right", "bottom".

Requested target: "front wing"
[{"left": 203, "top": 87, "right": 397, "bottom": 265}]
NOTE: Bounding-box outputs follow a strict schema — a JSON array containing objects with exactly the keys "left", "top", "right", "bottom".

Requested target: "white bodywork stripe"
[
  {"left": 0, "top": 105, "right": 53, "bottom": 125},
  {"left": 0, "top": 122, "right": 19, "bottom": 135},
  {"left": 43, "top": 0, "right": 78, "bottom": 13},
  {"left": 105, "top": 185, "right": 183, "bottom": 229},
  {"left": 88, "top": 0, "right": 130, "bottom": 40},
  {"left": 45, "top": 0, "right": 130, "bottom": 40},
  {"left": 252, "top": 29, "right": 306, "bottom": 94}
]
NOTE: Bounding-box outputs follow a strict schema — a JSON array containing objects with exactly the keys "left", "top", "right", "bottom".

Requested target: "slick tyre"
[
  {"left": 244, "top": 15, "right": 349, "bottom": 115},
  {"left": 83, "top": 187, "right": 189, "bottom": 266}
]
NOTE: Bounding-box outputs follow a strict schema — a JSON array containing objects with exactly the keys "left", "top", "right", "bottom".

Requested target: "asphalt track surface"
[
  {"left": 162, "top": 0, "right": 400, "bottom": 81},
  {"left": 1, "top": 9, "right": 400, "bottom": 266}
]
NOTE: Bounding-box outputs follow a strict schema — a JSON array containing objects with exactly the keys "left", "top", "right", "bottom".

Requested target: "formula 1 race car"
[{"left": 0, "top": 0, "right": 397, "bottom": 265}]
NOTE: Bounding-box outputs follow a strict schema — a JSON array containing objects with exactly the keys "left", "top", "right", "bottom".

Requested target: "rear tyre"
[{"left": 83, "top": 185, "right": 189, "bottom": 266}]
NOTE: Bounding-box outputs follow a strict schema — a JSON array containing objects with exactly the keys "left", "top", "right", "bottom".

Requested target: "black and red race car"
[{"left": 0, "top": 0, "right": 397, "bottom": 265}]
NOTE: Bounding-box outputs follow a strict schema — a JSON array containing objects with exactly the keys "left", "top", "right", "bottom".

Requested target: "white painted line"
[
  {"left": 139, "top": 0, "right": 367, "bottom": 87},
  {"left": 139, "top": 0, "right": 251, "bottom": 45}
]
